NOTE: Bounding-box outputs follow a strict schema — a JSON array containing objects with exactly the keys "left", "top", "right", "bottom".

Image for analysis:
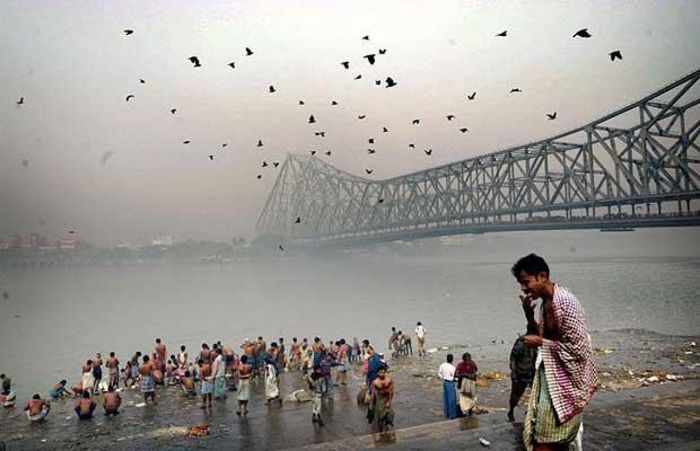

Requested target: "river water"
[{"left": 1, "top": 228, "right": 698, "bottom": 399}]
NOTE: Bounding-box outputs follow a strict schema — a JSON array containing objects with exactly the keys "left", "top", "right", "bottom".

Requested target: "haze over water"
[{"left": 1, "top": 227, "right": 698, "bottom": 399}]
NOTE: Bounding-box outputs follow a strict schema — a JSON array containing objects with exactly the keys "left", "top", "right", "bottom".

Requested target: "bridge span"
[{"left": 257, "top": 69, "right": 700, "bottom": 245}]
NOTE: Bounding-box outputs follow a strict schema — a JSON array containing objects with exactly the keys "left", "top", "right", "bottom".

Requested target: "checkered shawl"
[{"left": 540, "top": 285, "right": 598, "bottom": 423}]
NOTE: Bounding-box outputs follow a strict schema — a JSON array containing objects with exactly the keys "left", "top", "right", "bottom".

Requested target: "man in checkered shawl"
[{"left": 512, "top": 254, "right": 598, "bottom": 451}]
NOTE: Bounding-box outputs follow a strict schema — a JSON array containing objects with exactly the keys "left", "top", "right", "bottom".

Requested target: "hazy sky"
[{"left": 1, "top": 0, "right": 699, "bottom": 246}]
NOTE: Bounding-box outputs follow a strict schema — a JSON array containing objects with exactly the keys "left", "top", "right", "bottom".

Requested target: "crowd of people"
[{"left": 2, "top": 254, "right": 598, "bottom": 451}]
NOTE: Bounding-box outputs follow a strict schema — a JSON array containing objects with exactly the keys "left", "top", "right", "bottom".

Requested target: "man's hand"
[
  {"left": 523, "top": 335, "right": 543, "bottom": 348},
  {"left": 520, "top": 293, "right": 535, "bottom": 313}
]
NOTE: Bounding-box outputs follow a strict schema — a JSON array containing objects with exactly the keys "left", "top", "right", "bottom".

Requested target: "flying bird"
[
  {"left": 182, "top": 140, "right": 190, "bottom": 144},
  {"left": 294, "top": 216, "right": 301, "bottom": 223},
  {"left": 547, "top": 112, "right": 557, "bottom": 120},
  {"left": 378, "top": 198, "right": 384, "bottom": 203},
  {"left": 609, "top": 50, "right": 623, "bottom": 61},
  {"left": 354, "top": 74, "right": 362, "bottom": 80},
  {"left": 573, "top": 28, "right": 592, "bottom": 38},
  {"left": 358, "top": 115, "right": 366, "bottom": 120},
  {"left": 257, "top": 140, "right": 263, "bottom": 147},
  {"left": 382, "top": 127, "right": 388, "bottom": 133},
  {"left": 16, "top": 96, "right": 24, "bottom": 105},
  {"left": 269, "top": 85, "right": 276, "bottom": 93},
  {"left": 208, "top": 155, "right": 214, "bottom": 161},
  {"left": 262, "top": 161, "right": 268, "bottom": 167},
  {"left": 424, "top": 149, "right": 433, "bottom": 156},
  {"left": 299, "top": 100, "right": 305, "bottom": 105},
  {"left": 315, "top": 132, "right": 325, "bottom": 137},
  {"left": 273, "top": 162, "right": 280, "bottom": 167},
  {"left": 123, "top": 29, "right": 134, "bottom": 35},
  {"left": 510, "top": 88, "right": 522, "bottom": 93},
  {"left": 188, "top": 56, "right": 201, "bottom": 67},
  {"left": 341, "top": 61, "right": 350, "bottom": 69},
  {"left": 279, "top": 245, "right": 285, "bottom": 252},
  {"left": 367, "top": 149, "right": 376, "bottom": 154},
  {"left": 246, "top": 47, "right": 254, "bottom": 56},
  {"left": 325, "top": 150, "right": 331, "bottom": 156},
  {"left": 378, "top": 49, "right": 387, "bottom": 55},
  {"left": 365, "top": 169, "right": 373, "bottom": 174},
  {"left": 310, "top": 150, "right": 317, "bottom": 155},
  {"left": 375, "top": 79, "right": 382, "bottom": 85},
  {"left": 139, "top": 78, "right": 145, "bottom": 84},
  {"left": 408, "top": 144, "right": 415, "bottom": 149},
  {"left": 170, "top": 108, "right": 177, "bottom": 114},
  {"left": 496, "top": 30, "right": 507, "bottom": 37},
  {"left": 125, "top": 94, "right": 134, "bottom": 102},
  {"left": 467, "top": 92, "right": 476, "bottom": 100},
  {"left": 364, "top": 54, "right": 376, "bottom": 65},
  {"left": 222, "top": 143, "right": 228, "bottom": 148},
  {"left": 412, "top": 119, "right": 420, "bottom": 125},
  {"left": 21, "top": 159, "right": 29, "bottom": 167},
  {"left": 228, "top": 62, "right": 235, "bottom": 69},
  {"left": 368, "top": 138, "right": 374, "bottom": 144},
  {"left": 308, "top": 115, "right": 316, "bottom": 124},
  {"left": 257, "top": 174, "right": 262, "bottom": 179},
  {"left": 331, "top": 100, "right": 338, "bottom": 105},
  {"left": 385, "top": 77, "right": 397, "bottom": 88},
  {"left": 100, "top": 151, "right": 115, "bottom": 166},
  {"left": 459, "top": 128, "right": 468, "bottom": 133},
  {"left": 362, "top": 35, "right": 370, "bottom": 41},
  {"left": 446, "top": 115, "right": 455, "bottom": 121}
]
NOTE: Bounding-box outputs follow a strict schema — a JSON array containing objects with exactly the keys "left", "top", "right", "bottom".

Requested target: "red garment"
[{"left": 455, "top": 360, "right": 477, "bottom": 377}]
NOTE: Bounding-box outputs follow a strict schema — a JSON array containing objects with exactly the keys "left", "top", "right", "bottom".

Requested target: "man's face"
[
  {"left": 378, "top": 369, "right": 385, "bottom": 380},
  {"left": 516, "top": 270, "right": 547, "bottom": 298}
]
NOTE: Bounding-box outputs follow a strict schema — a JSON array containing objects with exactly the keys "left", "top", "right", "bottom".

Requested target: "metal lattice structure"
[{"left": 257, "top": 69, "right": 700, "bottom": 244}]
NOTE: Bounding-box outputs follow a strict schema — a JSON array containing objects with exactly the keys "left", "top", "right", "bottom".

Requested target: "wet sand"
[{"left": 0, "top": 328, "right": 697, "bottom": 450}]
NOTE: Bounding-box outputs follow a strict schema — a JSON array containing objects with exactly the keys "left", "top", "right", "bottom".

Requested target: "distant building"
[
  {"left": 151, "top": 235, "right": 173, "bottom": 246},
  {"left": 57, "top": 238, "right": 77, "bottom": 250}
]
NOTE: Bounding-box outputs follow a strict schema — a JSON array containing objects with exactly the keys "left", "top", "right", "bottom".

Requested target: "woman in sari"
[{"left": 456, "top": 352, "right": 478, "bottom": 416}]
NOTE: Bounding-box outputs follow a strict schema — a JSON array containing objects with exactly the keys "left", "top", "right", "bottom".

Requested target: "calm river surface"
[{"left": 1, "top": 228, "right": 698, "bottom": 399}]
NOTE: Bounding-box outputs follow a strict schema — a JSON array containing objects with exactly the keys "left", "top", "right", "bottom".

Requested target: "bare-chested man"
[
  {"left": 92, "top": 353, "right": 103, "bottom": 394},
  {"left": 180, "top": 370, "right": 196, "bottom": 397},
  {"left": 103, "top": 385, "right": 121, "bottom": 416},
  {"left": 105, "top": 352, "right": 120, "bottom": 388},
  {"left": 312, "top": 337, "right": 326, "bottom": 368},
  {"left": 256, "top": 337, "right": 267, "bottom": 376},
  {"left": 241, "top": 339, "right": 256, "bottom": 379},
  {"left": 155, "top": 338, "right": 167, "bottom": 368},
  {"left": 1, "top": 373, "right": 12, "bottom": 394},
  {"left": 290, "top": 337, "right": 302, "bottom": 371},
  {"left": 177, "top": 345, "right": 188, "bottom": 370},
  {"left": 74, "top": 391, "right": 96, "bottom": 420},
  {"left": 370, "top": 365, "right": 395, "bottom": 432},
  {"left": 25, "top": 393, "right": 50, "bottom": 422},
  {"left": 199, "top": 343, "right": 212, "bottom": 365},
  {"left": 139, "top": 355, "right": 156, "bottom": 404},
  {"left": 199, "top": 358, "right": 213, "bottom": 408},
  {"left": 237, "top": 355, "right": 252, "bottom": 415}
]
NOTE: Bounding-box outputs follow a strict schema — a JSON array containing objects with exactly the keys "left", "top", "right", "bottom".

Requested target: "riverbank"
[{"left": 0, "top": 328, "right": 697, "bottom": 450}]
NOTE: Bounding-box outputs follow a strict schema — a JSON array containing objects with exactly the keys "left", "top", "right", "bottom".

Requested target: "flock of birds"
[{"left": 13, "top": 26, "right": 623, "bottom": 240}]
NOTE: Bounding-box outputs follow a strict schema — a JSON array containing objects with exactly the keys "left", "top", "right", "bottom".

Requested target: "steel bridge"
[{"left": 257, "top": 69, "right": 700, "bottom": 245}]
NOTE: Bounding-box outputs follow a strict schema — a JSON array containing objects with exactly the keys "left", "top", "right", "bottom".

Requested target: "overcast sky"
[{"left": 1, "top": 0, "right": 699, "bottom": 246}]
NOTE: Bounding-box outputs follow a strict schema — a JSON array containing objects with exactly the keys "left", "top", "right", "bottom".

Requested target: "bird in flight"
[
  {"left": 510, "top": 88, "right": 522, "bottom": 93},
  {"left": 365, "top": 169, "right": 373, "bottom": 174},
  {"left": 278, "top": 245, "right": 285, "bottom": 252},
  {"left": 382, "top": 127, "right": 388, "bottom": 133},
  {"left": 273, "top": 162, "right": 280, "bottom": 168},
  {"left": 496, "top": 30, "right": 507, "bottom": 37},
  {"left": 609, "top": 50, "right": 623, "bottom": 61},
  {"left": 246, "top": 47, "right": 254, "bottom": 56},
  {"left": 170, "top": 108, "right": 177, "bottom": 114},
  {"left": 139, "top": 78, "right": 145, "bottom": 84},
  {"left": 378, "top": 49, "right": 387, "bottom": 55},
  {"left": 378, "top": 198, "right": 384, "bottom": 203},
  {"left": 341, "top": 61, "right": 350, "bottom": 69},
  {"left": 16, "top": 96, "right": 24, "bottom": 105},
  {"left": 269, "top": 85, "right": 276, "bottom": 93},
  {"left": 309, "top": 115, "right": 316, "bottom": 124},
  {"left": 208, "top": 155, "right": 214, "bottom": 161},
  {"left": 262, "top": 161, "right": 268, "bottom": 167},
  {"left": 408, "top": 144, "right": 415, "bottom": 149},
  {"left": 100, "top": 151, "right": 115, "bottom": 166},
  {"left": 385, "top": 77, "right": 397, "bottom": 88},
  {"left": 446, "top": 115, "right": 455, "bottom": 121},
  {"left": 222, "top": 143, "right": 228, "bottom": 148},
  {"left": 315, "top": 132, "right": 325, "bottom": 137},
  {"left": 412, "top": 119, "right": 420, "bottom": 125},
  {"left": 310, "top": 150, "right": 317, "bottom": 155},
  {"left": 459, "top": 128, "right": 468, "bottom": 133},
  {"left": 546, "top": 112, "right": 557, "bottom": 120},
  {"left": 125, "top": 94, "right": 134, "bottom": 102},
  {"left": 368, "top": 138, "right": 374, "bottom": 144},
  {"left": 358, "top": 115, "right": 366, "bottom": 120},
  {"left": 424, "top": 149, "right": 433, "bottom": 156},
  {"left": 362, "top": 35, "right": 370, "bottom": 41},
  {"left": 325, "top": 150, "right": 332, "bottom": 156},
  {"left": 354, "top": 74, "right": 362, "bottom": 80},
  {"left": 257, "top": 140, "right": 263, "bottom": 147},
  {"left": 294, "top": 216, "right": 301, "bottom": 223},
  {"left": 573, "top": 28, "right": 592, "bottom": 38},
  {"left": 299, "top": 100, "right": 305, "bottom": 105},
  {"left": 375, "top": 79, "right": 382, "bottom": 86},
  {"left": 331, "top": 100, "right": 338, "bottom": 105},
  {"left": 257, "top": 174, "right": 262, "bottom": 179},
  {"left": 123, "top": 29, "right": 134, "bottom": 35},
  {"left": 367, "top": 149, "right": 376, "bottom": 154},
  {"left": 467, "top": 92, "right": 476, "bottom": 100},
  {"left": 364, "top": 54, "right": 376, "bottom": 65},
  {"left": 188, "top": 56, "right": 201, "bottom": 67},
  {"left": 228, "top": 62, "right": 235, "bottom": 69},
  {"left": 182, "top": 140, "right": 190, "bottom": 144}
]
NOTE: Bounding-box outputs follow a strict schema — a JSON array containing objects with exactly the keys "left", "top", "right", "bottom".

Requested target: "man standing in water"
[
  {"left": 92, "top": 353, "right": 103, "bottom": 394},
  {"left": 139, "top": 355, "right": 157, "bottom": 405},
  {"left": 512, "top": 254, "right": 597, "bottom": 451},
  {"left": 415, "top": 322, "right": 427, "bottom": 357},
  {"left": 237, "top": 355, "right": 252, "bottom": 416},
  {"left": 199, "top": 358, "right": 213, "bottom": 408},
  {"left": 369, "top": 365, "right": 394, "bottom": 432},
  {"left": 155, "top": 338, "right": 167, "bottom": 370},
  {"left": 106, "top": 352, "right": 120, "bottom": 389}
]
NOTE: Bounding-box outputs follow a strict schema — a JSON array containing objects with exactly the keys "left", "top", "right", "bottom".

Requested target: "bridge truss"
[{"left": 257, "top": 69, "right": 700, "bottom": 244}]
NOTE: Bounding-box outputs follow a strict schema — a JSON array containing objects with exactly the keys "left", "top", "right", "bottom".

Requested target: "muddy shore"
[{"left": 0, "top": 328, "right": 697, "bottom": 450}]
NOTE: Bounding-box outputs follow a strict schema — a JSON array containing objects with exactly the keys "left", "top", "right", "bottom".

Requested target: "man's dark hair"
[
  {"left": 446, "top": 353, "right": 454, "bottom": 363},
  {"left": 155, "top": 338, "right": 161, "bottom": 344},
  {"left": 184, "top": 370, "right": 191, "bottom": 377},
  {"left": 109, "top": 352, "right": 115, "bottom": 357},
  {"left": 362, "top": 339, "right": 370, "bottom": 346},
  {"left": 180, "top": 345, "right": 186, "bottom": 351},
  {"left": 417, "top": 321, "right": 422, "bottom": 326},
  {"left": 0, "top": 374, "right": 5, "bottom": 378},
  {"left": 314, "top": 337, "right": 320, "bottom": 342},
  {"left": 143, "top": 355, "right": 149, "bottom": 363},
  {"left": 511, "top": 253, "right": 550, "bottom": 278},
  {"left": 198, "top": 359, "right": 204, "bottom": 365},
  {"left": 87, "top": 359, "right": 93, "bottom": 365},
  {"left": 60, "top": 379, "right": 67, "bottom": 384},
  {"left": 32, "top": 393, "right": 40, "bottom": 400},
  {"left": 462, "top": 352, "right": 471, "bottom": 361},
  {"left": 240, "top": 355, "right": 248, "bottom": 364},
  {"left": 215, "top": 347, "right": 222, "bottom": 354},
  {"left": 82, "top": 391, "right": 90, "bottom": 399}
]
